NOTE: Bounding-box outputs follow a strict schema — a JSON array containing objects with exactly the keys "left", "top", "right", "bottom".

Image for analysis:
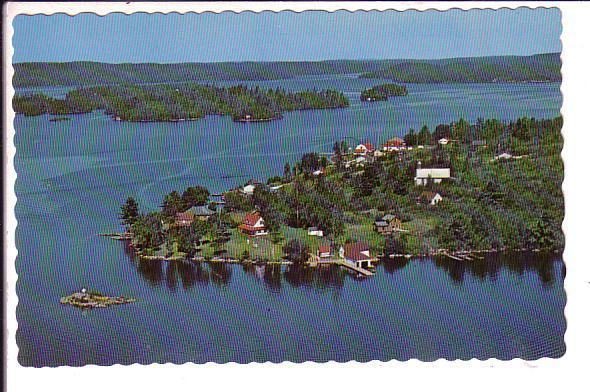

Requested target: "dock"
[
  {"left": 98, "top": 232, "right": 132, "bottom": 240},
  {"left": 309, "top": 256, "right": 374, "bottom": 276},
  {"left": 440, "top": 252, "right": 481, "bottom": 261},
  {"left": 336, "top": 260, "right": 374, "bottom": 276}
]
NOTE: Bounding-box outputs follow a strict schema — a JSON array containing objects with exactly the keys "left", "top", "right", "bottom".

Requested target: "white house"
[
  {"left": 419, "top": 191, "right": 443, "bottom": 206},
  {"left": 242, "top": 184, "right": 256, "bottom": 195},
  {"left": 438, "top": 138, "right": 449, "bottom": 145},
  {"left": 354, "top": 142, "right": 375, "bottom": 156},
  {"left": 414, "top": 166, "right": 451, "bottom": 186},
  {"left": 307, "top": 227, "right": 324, "bottom": 237},
  {"left": 239, "top": 212, "right": 268, "bottom": 236}
]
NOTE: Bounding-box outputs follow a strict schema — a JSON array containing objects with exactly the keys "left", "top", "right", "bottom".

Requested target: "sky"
[{"left": 12, "top": 8, "right": 561, "bottom": 63}]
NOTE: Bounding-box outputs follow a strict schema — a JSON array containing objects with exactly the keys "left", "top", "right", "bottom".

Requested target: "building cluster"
[{"left": 223, "top": 133, "right": 459, "bottom": 269}]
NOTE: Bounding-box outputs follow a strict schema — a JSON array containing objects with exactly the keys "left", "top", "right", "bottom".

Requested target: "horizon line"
[{"left": 13, "top": 51, "right": 560, "bottom": 66}]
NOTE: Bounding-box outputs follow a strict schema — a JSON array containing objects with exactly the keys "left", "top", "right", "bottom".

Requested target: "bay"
[{"left": 14, "top": 76, "right": 564, "bottom": 366}]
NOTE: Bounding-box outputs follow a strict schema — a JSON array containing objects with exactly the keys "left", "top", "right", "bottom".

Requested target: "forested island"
[
  {"left": 360, "top": 83, "right": 408, "bottom": 101},
  {"left": 13, "top": 53, "right": 560, "bottom": 88},
  {"left": 118, "top": 115, "right": 563, "bottom": 266},
  {"left": 12, "top": 83, "right": 349, "bottom": 122}
]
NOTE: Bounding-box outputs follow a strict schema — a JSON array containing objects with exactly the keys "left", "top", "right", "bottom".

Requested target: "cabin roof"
[
  {"left": 382, "top": 214, "right": 397, "bottom": 222},
  {"left": 342, "top": 242, "right": 371, "bottom": 262},
  {"left": 243, "top": 212, "right": 263, "bottom": 226},
  {"left": 188, "top": 205, "right": 215, "bottom": 216}
]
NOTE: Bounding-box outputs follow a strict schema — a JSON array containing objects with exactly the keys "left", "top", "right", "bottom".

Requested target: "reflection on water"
[
  {"left": 127, "top": 242, "right": 563, "bottom": 292},
  {"left": 436, "top": 251, "right": 561, "bottom": 286}
]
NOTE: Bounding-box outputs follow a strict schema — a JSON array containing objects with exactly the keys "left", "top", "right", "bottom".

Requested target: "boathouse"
[
  {"left": 317, "top": 244, "right": 333, "bottom": 259},
  {"left": 339, "top": 242, "right": 373, "bottom": 269}
]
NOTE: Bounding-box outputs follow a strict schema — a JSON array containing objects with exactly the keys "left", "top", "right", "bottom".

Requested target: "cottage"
[
  {"left": 189, "top": 205, "right": 216, "bottom": 219},
  {"left": 339, "top": 242, "right": 373, "bottom": 269},
  {"left": 241, "top": 184, "right": 256, "bottom": 195},
  {"left": 307, "top": 227, "right": 324, "bottom": 237},
  {"left": 175, "top": 205, "right": 216, "bottom": 226},
  {"left": 374, "top": 215, "right": 403, "bottom": 234},
  {"left": 419, "top": 191, "right": 443, "bottom": 206},
  {"left": 175, "top": 211, "right": 195, "bottom": 226},
  {"left": 382, "top": 137, "right": 405, "bottom": 152},
  {"left": 414, "top": 162, "right": 451, "bottom": 186},
  {"left": 239, "top": 212, "right": 268, "bottom": 236},
  {"left": 317, "top": 244, "right": 333, "bottom": 259},
  {"left": 354, "top": 142, "right": 375, "bottom": 156}
]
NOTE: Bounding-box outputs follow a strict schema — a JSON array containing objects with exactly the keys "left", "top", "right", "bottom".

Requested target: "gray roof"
[
  {"left": 374, "top": 220, "right": 388, "bottom": 227},
  {"left": 382, "top": 214, "right": 396, "bottom": 222},
  {"left": 188, "top": 205, "right": 216, "bottom": 216}
]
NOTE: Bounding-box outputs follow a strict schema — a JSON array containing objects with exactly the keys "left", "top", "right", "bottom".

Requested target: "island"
[
  {"left": 12, "top": 83, "right": 349, "bottom": 122},
  {"left": 115, "top": 115, "right": 563, "bottom": 275},
  {"left": 360, "top": 83, "right": 408, "bottom": 101},
  {"left": 60, "top": 289, "right": 136, "bottom": 309}
]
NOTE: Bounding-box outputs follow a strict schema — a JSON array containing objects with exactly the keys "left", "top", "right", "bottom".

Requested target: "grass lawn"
[{"left": 223, "top": 228, "right": 284, "bottom": 260}]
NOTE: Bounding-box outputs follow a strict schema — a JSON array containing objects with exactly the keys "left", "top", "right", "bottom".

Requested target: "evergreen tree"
[{"left": 120, "top": 197, "right": 140, "bottom": 227}]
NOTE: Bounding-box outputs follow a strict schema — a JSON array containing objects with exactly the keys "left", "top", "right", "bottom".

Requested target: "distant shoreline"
[{"left": 13, "top": 52, "right": 561, "bottom": 88}]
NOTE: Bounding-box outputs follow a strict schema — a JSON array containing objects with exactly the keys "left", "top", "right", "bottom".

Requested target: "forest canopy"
[
  {"left": 13, "top": 83, "right": 350, "bottom": 122},
  {"left": 360, "top": 83, "right": 408, "bottom": 101}
]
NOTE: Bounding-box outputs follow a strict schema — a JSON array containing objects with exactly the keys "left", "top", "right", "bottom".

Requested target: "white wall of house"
[
  {"left": 415, "top": 168, "right": 450, "bottom": 186},
  {"left": 430, "top": 193, "right": 443, "bottom": 205}
]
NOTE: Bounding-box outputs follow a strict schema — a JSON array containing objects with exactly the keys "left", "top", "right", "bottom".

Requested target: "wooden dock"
[
  {"left": 309, "top": 256, "right": 374, "bottom": 276},
  {"left": 335, "top": 260, "right": 374, "bottom": 276},
  {"left": 440, "top": 252, "right": 481, "bottom": 261}
]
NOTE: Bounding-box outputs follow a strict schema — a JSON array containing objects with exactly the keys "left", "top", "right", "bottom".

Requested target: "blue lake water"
[{"left": 14, "top": 77, "right": 565, "bottom": 366}]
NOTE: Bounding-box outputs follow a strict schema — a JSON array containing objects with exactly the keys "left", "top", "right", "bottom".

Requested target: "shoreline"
[{"left": 105, "top": 234, "right": 561, "bottom": 264}]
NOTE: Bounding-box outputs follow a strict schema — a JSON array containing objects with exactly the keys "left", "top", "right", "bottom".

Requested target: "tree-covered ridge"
[
  {"left": 360, "top": 83, "right": 408, "bottom": 101},
  {"left": 12, "top": 83, "right": 349, "bottom": 122},
  {"left": 359, "top": 53, "right": 561, "bottom": 83},
  {"left": 13, "top": 53, "right": 561, "bottom": 88}
]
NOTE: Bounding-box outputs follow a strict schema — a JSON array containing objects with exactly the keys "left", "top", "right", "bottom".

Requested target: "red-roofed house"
[
  {"left": 382, "top": 137, "right": 406, "bottom": 152},
  {"left": 354, "top": 142, "right": 375, "bottom": 156},
  {"left": 339, "top": 242, "right": 373, "bottom": 269},
  {"left": 317, "top": 244, "right": 333, "bottom": 259},
  {"left": 175, "top": 211, "right": 195, "bottom": 227},
  {"left": 239, "top": 212, "right": 268, "bottom": 236}
]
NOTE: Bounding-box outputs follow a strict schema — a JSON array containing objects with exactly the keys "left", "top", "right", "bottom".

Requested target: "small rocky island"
[
  {"left": 360, "top": 83, "right": 408, "bottom": 101},
  {"left": 60, "top": 288, "right": 136, "bottom": 309}
]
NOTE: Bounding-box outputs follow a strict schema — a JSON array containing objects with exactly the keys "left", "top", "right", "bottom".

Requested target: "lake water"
[{"left": 14, "top": 76, "right": 565, "bottom": 366}]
